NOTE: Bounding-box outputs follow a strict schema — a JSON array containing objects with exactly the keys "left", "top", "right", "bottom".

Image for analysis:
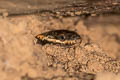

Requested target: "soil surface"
[{"left": 0, "top": 0, "right": 120, "bottom": 80}]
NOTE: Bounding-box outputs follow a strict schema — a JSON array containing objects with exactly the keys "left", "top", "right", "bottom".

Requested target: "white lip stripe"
[{"left": 43, "top": 37, "right": 76, "bottom": 44}]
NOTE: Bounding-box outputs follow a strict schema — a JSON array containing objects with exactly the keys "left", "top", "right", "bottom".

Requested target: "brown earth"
[
  {"left": 0, "top": 14, "right": 120, "bottom": 80},
  {"left": 0, "top": 0, "right": 120, "bottom": 80}
]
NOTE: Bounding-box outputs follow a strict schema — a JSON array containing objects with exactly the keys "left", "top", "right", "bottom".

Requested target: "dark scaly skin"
[{"left": 35, "top": 30, "right": 82, "bottom": 45}]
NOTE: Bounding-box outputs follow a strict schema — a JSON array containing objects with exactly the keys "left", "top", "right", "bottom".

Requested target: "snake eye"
[{"left": 58, "top": 35, "right": 65, "bottom": 40}]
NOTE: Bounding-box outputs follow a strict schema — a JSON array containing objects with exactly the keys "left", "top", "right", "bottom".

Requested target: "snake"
[{"left": 35, "top": 30, "right": 82, "bottom": 45}]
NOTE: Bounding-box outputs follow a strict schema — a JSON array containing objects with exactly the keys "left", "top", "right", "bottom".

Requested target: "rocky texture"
[
  {"left": 0, "top": 15, "right": 120, "bottom": 80},
  {"left": 0, "top": 0, "right": 120, "bottom": 17}
]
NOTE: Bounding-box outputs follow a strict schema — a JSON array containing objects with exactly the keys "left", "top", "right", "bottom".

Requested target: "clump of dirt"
[{"left": 0, "top": 15, "right": 120, "bottom": 80}]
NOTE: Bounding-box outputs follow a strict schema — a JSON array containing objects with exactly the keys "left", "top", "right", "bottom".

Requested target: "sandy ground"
[{"left": 0, "top": 15, "right": 120, "bottom": 80}]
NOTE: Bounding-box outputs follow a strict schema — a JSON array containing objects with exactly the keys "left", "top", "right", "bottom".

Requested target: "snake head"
[{"left": 35, "top": 30, "right": 82, "bottom": 45}]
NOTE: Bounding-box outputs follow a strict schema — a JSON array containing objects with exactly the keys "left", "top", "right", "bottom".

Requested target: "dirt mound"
[{"left": 0, "top": 15, "right": 120, "bottom": 80}]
